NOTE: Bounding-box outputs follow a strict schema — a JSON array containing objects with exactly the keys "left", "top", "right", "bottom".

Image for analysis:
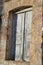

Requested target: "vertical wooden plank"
[
  {"left": 21, "top": 13, "right": 25, "bottom": 60},
  {"left": 24, "top": 11, "right": 32, "bottom": 61}
]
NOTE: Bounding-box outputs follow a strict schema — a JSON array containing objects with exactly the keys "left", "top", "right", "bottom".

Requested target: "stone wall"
[{"left": 0, "top": 0, "right": 42, "bottom": 65}]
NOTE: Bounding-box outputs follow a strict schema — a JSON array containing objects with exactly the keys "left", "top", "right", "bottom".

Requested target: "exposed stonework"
[{"left": 0, "top": 0, "right": 42, "bottom": 65}]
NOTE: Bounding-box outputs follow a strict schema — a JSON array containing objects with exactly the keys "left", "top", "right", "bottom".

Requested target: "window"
[{"left": 6, "top": 8, "right": 32, "bottom": 61}]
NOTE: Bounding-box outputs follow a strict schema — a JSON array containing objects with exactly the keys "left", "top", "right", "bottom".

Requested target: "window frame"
[
  {"left": 5, "top": 8, "right": 32, "bottom": 62},
  {"left": 15, "top": 8, "right": 32, "bottom": 14}
]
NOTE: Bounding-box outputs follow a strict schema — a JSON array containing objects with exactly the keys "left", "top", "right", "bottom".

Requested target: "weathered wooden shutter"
[
  {"left": 23, "top": 11, "right": 32, "bottom": 61},
  {"left": 15, "top": 13, "right": 25, "bottom": 60}
]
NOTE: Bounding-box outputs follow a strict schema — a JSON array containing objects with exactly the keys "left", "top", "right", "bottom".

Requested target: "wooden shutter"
[
  {"left": 8, "top": 8, "right": 32, "bottom": 61},
  {"left": 23, "top": 11, "right": 32, "bottom": 61},
  {"left": 15, "top": 13, "right": 25, "bottom": 60}
]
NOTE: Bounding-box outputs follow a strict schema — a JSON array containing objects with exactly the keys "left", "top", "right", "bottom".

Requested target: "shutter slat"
[{"left": 24, "top": 11, "right": 32, "bottom": 61}]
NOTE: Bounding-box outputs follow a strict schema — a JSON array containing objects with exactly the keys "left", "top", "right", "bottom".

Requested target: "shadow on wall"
[
  {"left": 41, "top": 22, "right": 43, "bottom": 65},
  {"left": 0, "top": 0, "right": 3, "bottom": 44},
  {"left": 42, "top": 35, "right": 43, "bottom": 65},
  {"left": 0, "top": 0, "right": 3, "bottom": 26},
  {"left": 0, "top": 0, "right": 3, "bottom": 16}
]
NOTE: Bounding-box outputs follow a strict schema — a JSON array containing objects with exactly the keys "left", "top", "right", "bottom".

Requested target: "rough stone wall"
[
  {"left": 0, "top": 0, "right": 42, "bottom": 65},
  {"left": 30, "top": 0, "right": 42, "bottom": 65}
]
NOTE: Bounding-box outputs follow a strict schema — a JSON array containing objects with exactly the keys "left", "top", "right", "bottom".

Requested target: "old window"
[{"left": 6, "top": 8, "right": 32, "bottom": 61}]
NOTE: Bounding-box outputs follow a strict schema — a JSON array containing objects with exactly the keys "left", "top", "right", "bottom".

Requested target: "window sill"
[{"left": 5, "top": 60, "right": 29, "bottom": 63}]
